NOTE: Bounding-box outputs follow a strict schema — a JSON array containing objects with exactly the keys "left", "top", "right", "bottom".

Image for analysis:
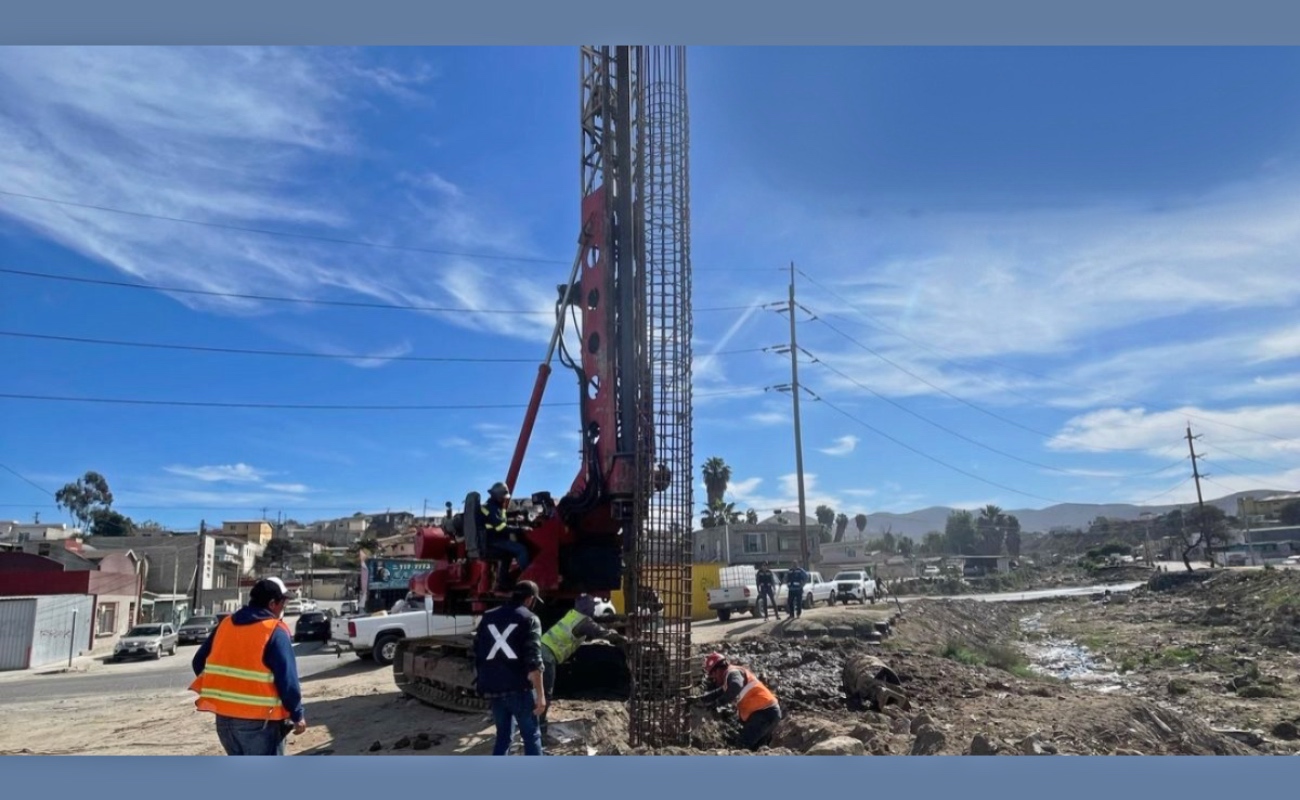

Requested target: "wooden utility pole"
[{"left": 1185, "top": 424, "right": 1212, "bottom": 564}]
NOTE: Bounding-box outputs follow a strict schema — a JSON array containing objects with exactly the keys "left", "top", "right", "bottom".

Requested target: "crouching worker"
[
  {"left": 689, "top": 652, "right": 782, "bottom": 751},
  {"left": 539, "top": 593, "right": 626, "bottom": 737}
]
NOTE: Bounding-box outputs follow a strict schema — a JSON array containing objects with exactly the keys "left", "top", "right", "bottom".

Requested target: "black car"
[
  {"left": 177, "top": 615, "right": 219, "bottom": 644},
  {"left": 294, "top": 611, "right": 332, "bottom": 643}
]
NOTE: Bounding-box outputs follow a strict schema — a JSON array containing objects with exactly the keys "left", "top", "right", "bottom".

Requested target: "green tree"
[
  {"left": 921, "top": 531, "right": 945, "bottom": 555},
  {"left": 854, "top": 513, "right": 868, "bottom": 538},
  {"left": 700, "top": 499, "right": 740, "bottom": 529},
  {"left": 90, "top": 509, "right": 134, "bottom": 537},
  {"left": 701, "top": 457, "right": 732, "bottom": 508},
  {"left": 834, "top": 513, "right": 849, "bottom": 542},
  {"left": 1178, "top": 506, "right": 1231, "bottom": 572},
  {"left": 880, "top": 531, "right": 897, "bottom": 553},
  {"left": 54, "top": 471, "right": 115, "bottom": 534},
  {"left": 1280, "top": 501, "right": 1300, "bottom": 526},
  {"left": 898, "top": 536, "right": 915, "bottom": 557},
  {"left": 1005, "top": 524, "right": 1022, "bottom": 559},
  {"left": 945, "top": 510, "right": 978, "bottom": 555},
  {"left": 977, "top": 504, "right": 1007, "bottom": 556},
  {"left": 815, "top": 505, "right": 836, "bottom": 529}
]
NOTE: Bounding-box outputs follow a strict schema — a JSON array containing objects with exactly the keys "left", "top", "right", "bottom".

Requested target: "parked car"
[
  {"left": 773, "top": 569, "right": 836, "bottom": 608},
  {"left": 294, "top": 610, "right": 333, "bottom": 643},
  {"left": 111, "top": 623, "right": 179, "bottom": 661},
  {"left": 283, "top": 598, "right": 305, "bottom": 616},
  {"left": 830, "top": 570, "right": 878, "bottom": 605},
  {"left": 177, "top": 615, "right": 219, "bottom": 644}
]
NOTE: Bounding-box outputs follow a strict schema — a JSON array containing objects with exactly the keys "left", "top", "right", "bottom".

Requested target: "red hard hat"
[{"left": 703, "top": 652, "right": 727, "bottom": 674}]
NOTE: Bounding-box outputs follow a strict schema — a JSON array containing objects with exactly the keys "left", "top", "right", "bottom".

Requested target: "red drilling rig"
[{"left": 392, "top": 46, "right": 694, "bottom": 746}]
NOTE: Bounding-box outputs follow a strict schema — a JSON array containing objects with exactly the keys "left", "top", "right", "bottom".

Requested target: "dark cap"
[
  {"left": 512, "top": 580, "right": 543, "bottom": 605},
  {"left": 250, "top": 577, "right": 288, "bottom": 604}
]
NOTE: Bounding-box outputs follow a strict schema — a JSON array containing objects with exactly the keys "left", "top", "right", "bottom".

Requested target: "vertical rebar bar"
[{"left": 627, "top": 45, "right": 693, "bottom": 749}]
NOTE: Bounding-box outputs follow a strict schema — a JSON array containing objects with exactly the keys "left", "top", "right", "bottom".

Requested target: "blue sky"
[{"left": 2, "top": 46, "right": 1299, "bottom": 533}]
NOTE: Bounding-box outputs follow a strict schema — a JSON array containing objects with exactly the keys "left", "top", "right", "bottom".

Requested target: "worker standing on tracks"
[
  {"left": 785, "top": 564, "right": 809, "bottom": 619},
  {"left": 189, "top": 577, "right": 306, "bottom": 756},
  {"left": 482, "top": 481, "right": 530, "bottom": 590},
  {"left": 756, "top": 563, "right": 780, "bottom": 620},
  {"left": 474, "top": 580, "right": 547, "bottom": 756},
  {"left": 690, "top": 652, "right": 782, "bottom": 751},
  {"left": 538, "top": 592, "right": 626, "bottom": 738}
]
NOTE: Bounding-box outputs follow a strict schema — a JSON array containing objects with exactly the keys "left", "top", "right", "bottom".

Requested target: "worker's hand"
[
  {"left": 534, "top": 695, "right": 547, "bottom": 717},
  {"left": 293, "top": 719, "right": 307, "bottom": 736}
]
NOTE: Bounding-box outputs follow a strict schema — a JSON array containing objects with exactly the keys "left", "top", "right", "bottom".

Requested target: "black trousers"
[{"left": 741, "top": 705, "right": 782, "bottom": 750}]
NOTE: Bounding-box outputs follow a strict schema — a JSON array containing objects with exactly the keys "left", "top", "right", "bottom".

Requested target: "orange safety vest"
[
  {"left": 730, "top": 667, "right": 778, "bottom": 722},
  {"left": 188, "top": 617, "right": 291, "bottom": 721}
]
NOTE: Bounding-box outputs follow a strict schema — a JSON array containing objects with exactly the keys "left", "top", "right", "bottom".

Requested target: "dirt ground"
[{"left": 4, "top": 569, "right": 1299, "bottom": 756}]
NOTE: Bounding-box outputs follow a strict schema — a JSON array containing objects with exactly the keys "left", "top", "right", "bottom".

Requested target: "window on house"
[
  {"left": 779, "top": 536, "right": 801, "bottom": 552},
  {"left": 37, "top": 543, "right": 51, "bottom": 556},
  {"left": 96, "top": 603, "right": 117, "bottom": 636},
  {"left": 742, "top": 534, "right": 766, "bottom": 554}
]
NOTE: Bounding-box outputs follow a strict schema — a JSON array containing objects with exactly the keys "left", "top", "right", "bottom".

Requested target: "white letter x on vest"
[{"left": 486, "top": 623, "right": 518, "bottom": 659}]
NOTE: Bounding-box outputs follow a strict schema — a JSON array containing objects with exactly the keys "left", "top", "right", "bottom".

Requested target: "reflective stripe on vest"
[
  {"left": 732, "top": 667, "right": 778, "bottom": 722},
  {"left": 540, "top": 610, "right": 588, "bottom": 664},
  {"left": 188, "top": 617, "right": 290, "bottom": 721},
  {"left": 481, "top": 505, "right": 507, "bottom": 533}
]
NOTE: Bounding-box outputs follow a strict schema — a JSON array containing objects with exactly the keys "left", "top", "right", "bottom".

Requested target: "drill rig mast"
[{"left": 393, "top": 46, "right": 694, "bottom": 748}]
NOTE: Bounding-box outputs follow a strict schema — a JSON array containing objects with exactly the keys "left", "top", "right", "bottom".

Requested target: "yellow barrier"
[{"left": 608, "top": 562, "right": 725, "bottom": 622}]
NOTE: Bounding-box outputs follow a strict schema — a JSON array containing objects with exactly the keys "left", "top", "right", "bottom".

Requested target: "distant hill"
[{"left": 855, "top": 489, "right": 1290, "bottom": 539}]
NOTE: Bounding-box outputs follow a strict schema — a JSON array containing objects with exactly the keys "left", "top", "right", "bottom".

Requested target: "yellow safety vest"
[
  {"left": 481, "top": 504, "right": 508, "bottom": 533},
  {"left": 540, "top": 609, "right": 589, "bottom": 664}
]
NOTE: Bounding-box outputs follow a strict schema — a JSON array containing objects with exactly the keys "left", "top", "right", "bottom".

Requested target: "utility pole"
[
  {"left": 171, "top": 547, "right": 179, "bottom": 626},
  {"left": 782, "top": 263, "right": 811, "bottom": 571},
  {"left": 1185, "top": 424, "right": 1212, "bottom": 565}
]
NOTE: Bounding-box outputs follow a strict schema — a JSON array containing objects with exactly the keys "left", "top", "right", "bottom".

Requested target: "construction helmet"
[
  {"left": 488, "top": 482, "right": 510, "bottom": 500},
  {"left": 703, "top": 652, "right": 728, "bottom": 675}
]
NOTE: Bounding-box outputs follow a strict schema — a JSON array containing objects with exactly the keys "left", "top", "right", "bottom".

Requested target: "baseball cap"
[
  {"left": 250, "top": 577, "right": 289, "bottom": 604},
  {"left": 512, "top": 580, "right": 543, "bottom": 605}
]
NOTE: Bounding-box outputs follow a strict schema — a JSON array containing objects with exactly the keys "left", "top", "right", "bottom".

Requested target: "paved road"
[{"left": 0, "top": 640, "right": 377, "bottom": 705}]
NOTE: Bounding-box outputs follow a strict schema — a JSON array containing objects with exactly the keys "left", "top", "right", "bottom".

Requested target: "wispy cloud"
[
  {"left": 164, "top": 463, "right": 269, "bottom": 483},
  {"left": 0, "top": 47, "right": 556, "bottom": 345},
  {"left": 819, "top": 434, "right": 859, "bottom": 456}
]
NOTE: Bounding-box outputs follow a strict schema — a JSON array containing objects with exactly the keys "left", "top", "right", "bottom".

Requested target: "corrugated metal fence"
[{"left": 0, "top": 595, "right": 94, "bottom": 671}]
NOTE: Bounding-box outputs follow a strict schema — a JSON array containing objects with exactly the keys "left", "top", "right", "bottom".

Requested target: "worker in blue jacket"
[
  {"left": 474, "top": 580, "right": 547, "bottom": 756},
  {"left": 785, "top": 565, "right": 809, "bottom": 618}
]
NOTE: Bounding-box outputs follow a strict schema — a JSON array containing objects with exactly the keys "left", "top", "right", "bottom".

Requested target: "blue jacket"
[
  {"left": 192, "top": 606, "right": 305, "bottom": 723},
  {"left": 786, "top": 568, "right": 808, "bottom": 591},
  {"left": 474, "top": 603, "right": 542, "bottom": 697}
]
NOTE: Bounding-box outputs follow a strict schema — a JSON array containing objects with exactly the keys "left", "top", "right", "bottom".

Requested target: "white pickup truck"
[
  {"left": 830, "top": 570, "right": 878, "bottom": 604},
  {"left": 331, "top": 599, "right": 477, "bottom": 666},
  {"left": 773, "top": 569, "right": 837, "bottom": 608},
  {"left": 706, "top": 565, "right": 759, "bottom": 622}
]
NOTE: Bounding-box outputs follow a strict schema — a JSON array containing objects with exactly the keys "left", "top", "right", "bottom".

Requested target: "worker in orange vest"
[
  {"left": 189, "top": 577, "right": 307, "bottom": 755},
  {"left": 690, "top": 652, "right": 782, "bottom": 750}
]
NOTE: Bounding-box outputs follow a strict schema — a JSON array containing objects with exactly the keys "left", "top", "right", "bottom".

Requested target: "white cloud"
[
  {"left": 1253, "top": 325, "right": 1300, "bottom": 363},
  {"left": 819, "top": 434, "right": 859, "bottom": 456},
  {"left": 164, "top": 463, "right": 268, "bottom": 483},
  {"left": 0, "top": 47, "right": 556, "bottom": 345}
]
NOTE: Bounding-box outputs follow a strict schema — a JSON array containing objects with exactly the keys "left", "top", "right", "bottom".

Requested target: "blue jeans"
[
  {"left": 491, "top": 540, "right": 530, "bottom": 573},
  {"left": 491, "top": 690, "right": 543, "bottom": 756},
  {"left": 214, "top": 715, "right": 288, "bottom": 756}
]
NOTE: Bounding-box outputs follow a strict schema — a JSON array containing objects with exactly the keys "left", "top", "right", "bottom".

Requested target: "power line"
[
  {"left": 795, "top": 266, "right": 1298, "bottom": 446},
  {"left": 0, "top": 463, "right": 54, "bottom": 497},
  {"left": 0, "top": 330, "right": 768, "bottom": 364},
  {"left": 0, "top": 187, "right": 776, "bottom": 274},
  {"left": 0, "top": 331, "right": 536, "bottom": 363},
  {"left": 1130, "top": 476, "right": 1195, "bottom": 506},
  {"left": 807, "top": 308, "right": 1151, "bottom": 454},
  {"left": 0, "top": 386, "right": 765, "bottom": 411},
  {"left": 808, "top": 351, "right": 1188, "bottom": 479},
  {"left": 0, "top": 267, "right": 757, "bottom": 315},
  {"left": 811, "top": 392, "right": 1066, "bottom": 504}
]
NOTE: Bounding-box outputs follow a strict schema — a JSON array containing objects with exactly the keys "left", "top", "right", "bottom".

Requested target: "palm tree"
[
  {"left": 702, "top": 457, "right": 732, "bottom": 508},
  {"left": 834, "top": 513, "right": 849, "bottom": 542},
  {"left": 978, "top": 505, "right": 1007, "bottom": 556},
  {"left": 854, "top": 513, "right": 868, "bottom": 539},
  {"left": 745, "top": 508, "right": 759, "bottom": 525}
]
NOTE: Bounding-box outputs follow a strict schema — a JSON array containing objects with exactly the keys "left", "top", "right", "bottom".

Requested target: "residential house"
[
  {"left": 81, "top": 533, "right": 244, "bottom": 619},
  {"left": 0, "top": 522, "right": 82, "bottom": 543},
  {"left": 692, "top": 512, "right": 825, "bottom": 567},
  {"left": 221, "top": 520, "right": 274, "bottom": 547},
  {"left": 296, "top": 515, "right": 371, "bottom": 548},
  {"left": 1238, "top": 492, "right": 1300, "bottom": 523},
  {"left": 0, "top": 550, "right": 143, "bottom": 654}
]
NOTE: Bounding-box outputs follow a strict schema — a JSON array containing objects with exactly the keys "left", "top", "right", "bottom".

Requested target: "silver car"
[{"left": 111, "top": 623, "right": 179, "bottom": 661}]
